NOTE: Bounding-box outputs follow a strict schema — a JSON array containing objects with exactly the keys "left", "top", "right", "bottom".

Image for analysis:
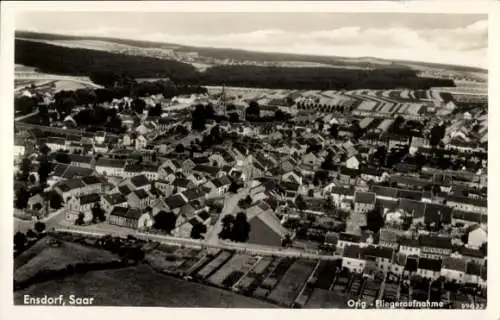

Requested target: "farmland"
[{"left": 14, "top": 264, "right": 277, "bottom": 308}]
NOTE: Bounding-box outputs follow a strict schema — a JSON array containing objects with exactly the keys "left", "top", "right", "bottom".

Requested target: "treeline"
[
  {"left": 16, "top": 39, "right": 455, "bottom": 90},
  {"left": 193, "top": 65, "right": 455, "bottom": 90},
  {"left": 15, "top": 39, "right": 198, "bottom": 82}
]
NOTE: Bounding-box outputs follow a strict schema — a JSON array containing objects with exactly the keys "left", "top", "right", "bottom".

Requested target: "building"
[
  {"left": 95, "top": 158, "right": 126, "bottom": 177},
  {"left": 342, "top": 245, "right": 366, "bottom": 273},
  {"left": 101, "top": 193, "right": 128, "bottom": 214},
  {"left": 419, "top": 235, "right": 452, "bottom": 259},
  {"left": 441, "top": 257, "right": 468, "bottom": 283},
  {"left": 466, "top": 225, "right": 487, "bottom": 249},
  {"left": 246, "top": 201, "right": 288, "bottom": 247},
  {"left": 398, "top": 237, "right": 421, "bottom": 257},
  {"left": 65, "top": 193, "right": 100, "bottom": 223},
  {"left": 354, "top": 192, "right": 376, "bottom": 214},
  {"left": 108, "top": 207, "right": 153, "bottom": 229},
  {"left": 416, "top": 258, "right": 442, "bottom": 280}
]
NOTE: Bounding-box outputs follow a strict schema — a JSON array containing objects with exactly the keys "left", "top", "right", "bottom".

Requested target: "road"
[
  {"left": 14, "top": 208, "right": 67, "bottom": 233},
  {"left": 205, "top": 188, "right": 250, "bottom": 246},
  {"left": 52, "top": 225, "right": 341, "bottom": 261}
]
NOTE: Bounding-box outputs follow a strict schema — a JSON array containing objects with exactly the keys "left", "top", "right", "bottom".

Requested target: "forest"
[{"left": 16, "top": 39, "right": 455, "bottom": 91}]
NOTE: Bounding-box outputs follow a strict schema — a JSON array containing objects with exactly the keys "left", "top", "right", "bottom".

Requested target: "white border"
[{"left": 1, "top": 2, "right": 498, "bottom": 320}]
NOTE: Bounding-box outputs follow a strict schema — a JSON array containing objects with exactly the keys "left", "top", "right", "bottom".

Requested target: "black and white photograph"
[{"left": 1, "top": 1, "right": 495, "bottom": 314}]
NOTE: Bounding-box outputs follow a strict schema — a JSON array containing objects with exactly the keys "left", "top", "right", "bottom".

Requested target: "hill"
[{"left": 15, "top": 36, "right": 455, "bottom": 90}]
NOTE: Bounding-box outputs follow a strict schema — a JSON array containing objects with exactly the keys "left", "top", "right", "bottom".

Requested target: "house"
[
  {"left": 65, "top": 193, "right": 100, "bottom": 223},
  {"left": 329, "top": 187, "right": 355, "bottom": 205},
  {"left": 342, "top": 245, "right": 366, "bottom": 273},
  {"left": 101, "top": 193, "right": 128, "bottom": 214},
  {"left": 192, "top": 164, "right": 222, "bottom": 178},
  {"left": 416, "top": 258, "right": 442, "bottom": 280},
  {"left": 14, "top": 137, "right": 25, "bottom": 159},
  {"left": 464, "top": 262, "right": 482, "bottom": 284},
  {"left": 135, "top": 135, "right": 148, "bottom": 150},
  {"left": 154, "top": 179, "right": 175, "bottom": 197},
  {"left": 108, "top": 207, "right": 153, "bottom": 230},
  {"left": 353, "top": 191, "right": 376, "bottom": 214},
  {"left": 127, "top": 174, "right": 151, "bottom": 192},
  {"left": 27, "top": 193, "right": 48, "bottom": 212},
  {"left": 204, "top": 175, "right": 232, "bottom": 197},
  {"left": 54, "top": 178, "right": 86, "bottom": 202},
  {"left": 445, "top": 195, "right": 487, "bottom": 214},
  {"left": 345, "top": 156, "right": 360, "bottom": 170},
  {"left": 466, "top": 225, "right": 487, "bottom": 249},
  {"left": 391, "top": 253, "right": 407, "bottom": 276},
  {"left": 245, "top": 201, "right": 288, "bottom": 247},
  {"left": 281, "top": 170, "right": 303, "bottom": 185},
  {"left": 419, "top": 234, "right": 452, "bottom": 259},
  {"left": 69, "top": 154, "right": 94, "bottom": 168},
  {"left": 181, "top": 159, "right": 197, "bottom": 174},
  {"left": 458, "top": 247, "right": 485, "bottom": 264},
  {"left": 452, "top": 209, "right": 487, "bottom": 226},
  {"left": 46, "top": 137, "right": 67, "bottom": 151},
  {"left": 95, "top": 158, "right": 126, "bottom": 177},
  {"left": 181, "top": 187, "right": 208, "bottom": 203},
  {"left": 398, "top": 237, "right": 421, "bottom": 257},
  {"left": 362, "top": 246, "right": 394, "bottom": 272},
  {"left": 127, "top": 189, "right": 152, "bottom": 209},
  {"left": 337, "top": 233, "right": 362, "bottom": 251},
  {"left": 378, "top": 228, "right": 399, "bottom": 250},
  {"left": 423, "top": 203, "right": 453, "bottom": 228},
  {"left": 301, "top": 152, "right": 322, "bottom": 169},
  {"left": 324, "top": 231, "right": 338, "bottom": 248},
  {"left": 173, "top": 177, "right": 195, "bottom": 193},
  {"left": 441, "top": 257, "right": 468, "bottom": 283},
  {"left": 164, "top": 194, "right": 189, "bottom": 215}
]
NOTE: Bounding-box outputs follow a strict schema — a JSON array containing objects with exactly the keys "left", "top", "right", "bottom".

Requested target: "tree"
[
  {"left": 75, "top": 213, "right": 85, "bottom": 225},
  {"left": 92, "top": 203, "right": 106, "bottom": 222},
  {"left": 175, "top": 144, "right": 185, "bottom": 153},
  {"left": 89, "top": 71, "right": 120, "bottom": 88},
  {"left": 55, "top": 152, "right": 71, "bottom": 164},
  {"left": 34, "top": 221, "right": 46, "bottom": 234},
  {"left": 192, "top": 104, "right": 208, "bottom": 131},
  {"left": 274, "top": 110, "right": 286, "bottom": 122},
  {"left": 19, "top": 158, "right": 32, "bottom": 183},
  {"left": 49, "top": 192, "right": 63, "bottom": 209},
  {"left": 14, "top": 232, "right": 27, "bottom": 251},
  {"left": 329, "top": 124, "right": 339, "bottom": 138},
  {"left": 148, "top": 103, "right": 162, "bottom": 117},
  {"left": 15, "top": 96, "right": 37, "bottom": 115},
  {"left": 479, "top": 242, "right": 487, "bottom": 256},
  {"left": 37, "top": 159, "right": 52, "bottom": 187},
  {"left": 231, "top": 212, "right": 251, "bottom": 242},
  {"left": 40, "top": 144, "right": 50, "bottom": 156},
  {"left": 26, "top": 229, "right": 37, "bottom": 239},
  {"left": 191, "top": 222, "right": 207, "bottom": 239},
  {"left": 131, "top": 98, "right": 146, "bottom": 115},
  {"left": 246, "top": 101, "right": 260, "bottom": 121},
  {"left": 429, "top": 124, "right": 446, "bottom": 147},
  {"left": 29, "top": 174, "right": 37, "bottom": 185},
  {"left": 219, "top": 214, "right": 235, "bottom": 240},
  {"left": 228, "top": 112, "right": 239, "bottom": 123},
  {"left": 229, "top": 182, "right": 239, "bottom": 193},
  {"left": 153, "top": 211, "right": 177, "bottom": 233},
  {"left": 365, "top": 208, "right": 385, "bottom": 233},
  {"left": 295, "top": 194, "right": 307, "bottom": 211},
  {"left": 15, "top": 188, "right": 30, "bottom": 209}
]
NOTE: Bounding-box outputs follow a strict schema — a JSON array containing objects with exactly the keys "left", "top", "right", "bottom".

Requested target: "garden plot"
[
  {"left": 234, "top": 257, "right": 275, "bottom": 293},
  {"left": 195, "top": 250, "right": 233, "bottom": 280},
  {"left": 207, "top": 254, "right": 257, "bottom": 287},
  {"left": 267, "top": 259, "right": 317, "bottom": 307}
]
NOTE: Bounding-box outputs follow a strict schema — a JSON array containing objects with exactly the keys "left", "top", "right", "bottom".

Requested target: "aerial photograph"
[{"left": 12, "top": 10, "right": 487, "bottom": 309}]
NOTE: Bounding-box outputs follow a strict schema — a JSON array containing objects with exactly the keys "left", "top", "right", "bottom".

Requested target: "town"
[{"left": 13, "top": 63, "right": 487, "bottom": 308}]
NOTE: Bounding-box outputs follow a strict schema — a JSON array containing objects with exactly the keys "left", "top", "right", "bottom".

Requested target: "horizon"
[{"left": 15, "top": 12, "right": 488, "bottom": 69}]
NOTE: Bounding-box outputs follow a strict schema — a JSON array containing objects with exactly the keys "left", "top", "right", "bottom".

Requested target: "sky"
[{"left": 16, "top": 12, "right": 488, "bottom": 68}]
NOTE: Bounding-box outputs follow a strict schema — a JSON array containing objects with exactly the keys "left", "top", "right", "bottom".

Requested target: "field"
[
  {"left": 267, "top": 259, "right": 317, "bottom": 306},
  {"left": 207, "top": 254, "right": 258, "bottom": 287},
  {"left": 14, "top": 264, "right": 278, "bottom": 307},
  {"left": 14, "top": 238, "right": 121, "bottom": 283},
  {"left": 305, "top": 288, "right": 347, "bottom": 308}
]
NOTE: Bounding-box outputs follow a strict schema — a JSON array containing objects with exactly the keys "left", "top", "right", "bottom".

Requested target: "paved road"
[
  {"left": 53, "top": 225, "right": 341, "bottom": 261},
  {"left": 14, "top": 208, "right": 66, "bottom": 233}
]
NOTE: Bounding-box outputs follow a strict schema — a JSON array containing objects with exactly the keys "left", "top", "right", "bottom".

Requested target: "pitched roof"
[
  {"left": 78, "top": 193, "right": 100, "bottom": 205},
  {"left": 81, "top": 175, "right": 101, "bottom": 186},
  {"left": 96, "top": 158, "right": 126, "bottom": 168},
  {"left": 56, "top": 178, "right": 85, "bottom": 192},
  {"left": 343, "top": 245, "right": 363, "bottom": 259},
  {"left": 130, "top": 174, "right": 150, "bottom": 188},
  {"left": 419, "top": 234, "right": 452, "bottom": 250},
  {"left": 134, "top": 189, "right": 149, "bottom": 200},
  {"left": 103, "top": 193, "right": 127, "bottom": 205},
  {"left": 424, "top": 203, "right": 453, "bottom": 225},
  {"left": 466, "top": 262, "right": 482, "bottom": 276},
  {"left": 442, "top": 257, "right": 467, "bottom": 272},
  {"left": 165, "top": 194, "right": 187, "bottom": 209},
  {"left": 459, "top": 247, "right": 485, "bottom": 259},
  {"left": 339, "top": 232, "right": 362, "bottom": 243},
  {"left": 379, "top": 228, "right": 399, "bottom": 244},
  {"left": 181, "top": 187, "right": 207, "bottom": 201},
  {"left": 193, "top": 164, "right": 220, "bottom": 176},
  {"left": 418, "top": 258, "right": 442, "bottom": 271},
  {"left": 363, "top": 246, "right": 394, "bottom": 260},
  {"left": 405, "top": 256, "right": 418, "bottom": 271},
  {"left": 399, "top": 199, "right": 427, "bottom": 218},
  {"left": 354, "top": 191, "right": 376, "bottom": 204},
  {"left": 212, "top": 175, "right": 232, "bottom": 188},
  {"left": 399, "top": 237, "right": 419, "bottom": 248}
]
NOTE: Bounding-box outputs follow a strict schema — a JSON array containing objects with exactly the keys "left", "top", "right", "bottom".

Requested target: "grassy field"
[
  {"left": 14, "top": 238, "right": 120, "bottom": 283},
  {"left": 14, "top": 264, "right": 278, "bottom": 307},
  {"left": 305, "top": 288, "right": 348, "bottom": 308},
  {"left": 267, "top": 259, "right": 317, "bottom": 306}
]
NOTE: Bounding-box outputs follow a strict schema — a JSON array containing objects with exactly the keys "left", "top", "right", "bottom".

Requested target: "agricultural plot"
[
  {"left": 207, "top": 254, "right": 258, "bottom": 287},
  {"left": 267, "top": 259, "right": 317, "bottom": 307},
  {"left": 234, "top": 257, "right": 275, "bottom": 294},
  {"left": 311, "top": 260, "right": 340, "bottom": 290},
  {"left": 15, "top": 238, "right": 120, "bottom": 283},
  {"left": 305, "top": 289, "right": 347, "bottom": 308},
  {"left": 195, "top": 250, "right": 233, "bottom": 280}
]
